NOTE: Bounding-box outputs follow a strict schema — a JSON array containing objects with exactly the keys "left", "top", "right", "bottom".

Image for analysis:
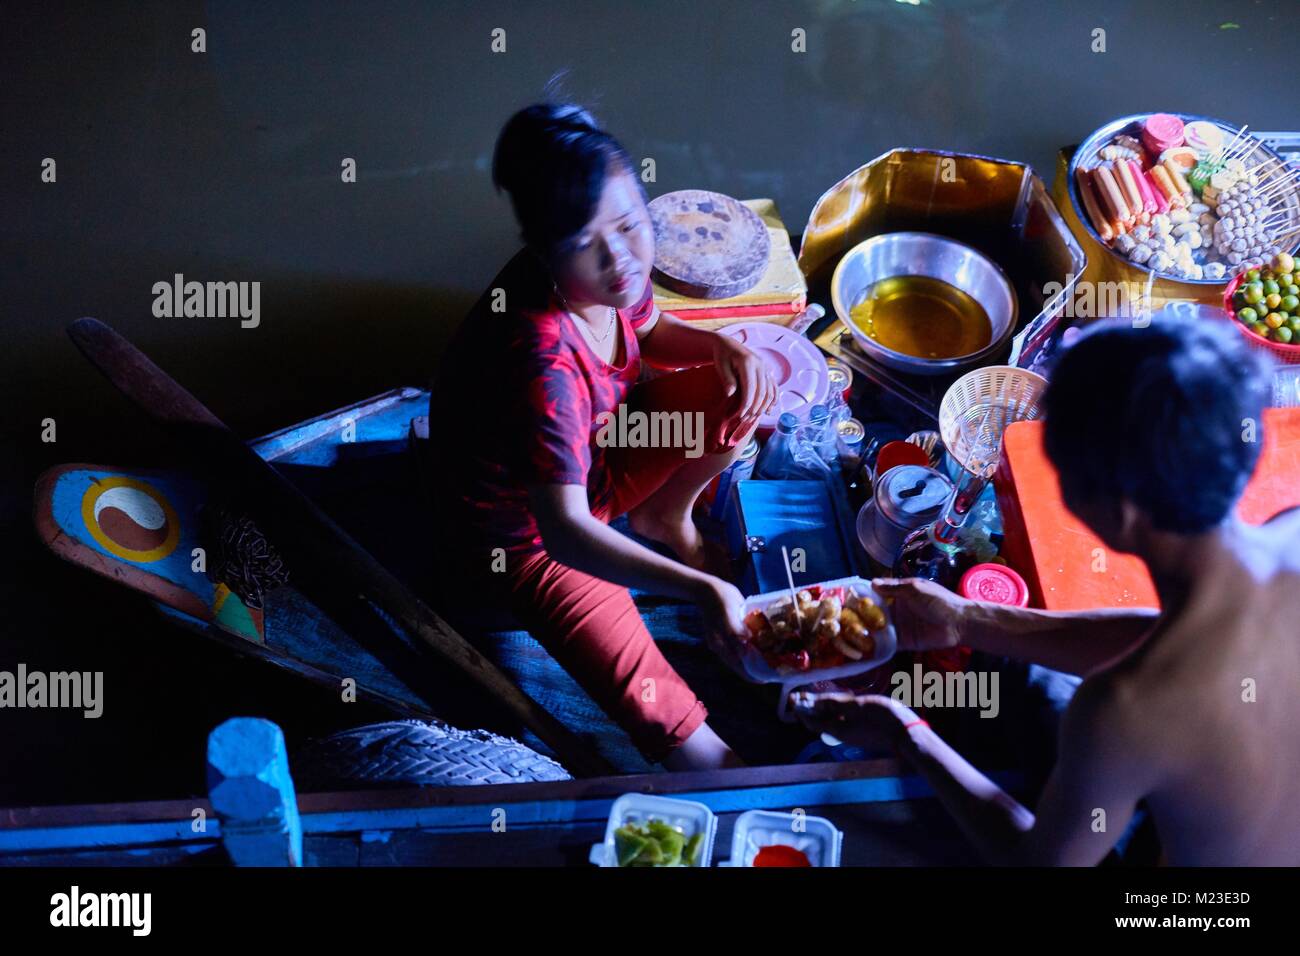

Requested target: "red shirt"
[{"left": 429, "top": 250, "right": 657, "bottom": 560}]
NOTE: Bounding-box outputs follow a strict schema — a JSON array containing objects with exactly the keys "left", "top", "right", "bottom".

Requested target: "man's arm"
[
  {"left": 899, "top": 676, "right": 1151, "bottom": 865},
  {"left": 965, "top": 601, "right": 1159, "bottom": 676},
  {"left": 877, "top": 577, "right": 1159, "bottom": 676},
  {"left": 803, "top": 682, "right": 1152, "bottom": 865}
]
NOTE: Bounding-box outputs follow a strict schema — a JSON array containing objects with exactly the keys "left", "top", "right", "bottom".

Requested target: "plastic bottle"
[{"left": 754, "top": 413, "right": 800, "bottom": 480}]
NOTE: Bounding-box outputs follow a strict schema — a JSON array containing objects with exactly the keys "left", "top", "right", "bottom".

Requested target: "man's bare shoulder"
[{"left": 1262, "top": 504, "right": 1300, "bottom": 552}]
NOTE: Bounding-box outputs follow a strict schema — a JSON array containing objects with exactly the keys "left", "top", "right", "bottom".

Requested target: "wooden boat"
[
  {"left": 33, "top": 384, "right": 820, "bottom": 773},
  {"left": 0, "top": 716, "right": 1002, "bottom": 866},
  {"left": 17, "top": 322, "right": 1026, "bottom": 865}
]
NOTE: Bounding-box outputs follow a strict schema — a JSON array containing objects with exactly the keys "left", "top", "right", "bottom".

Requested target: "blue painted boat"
[{"left": 34, "top": 386, "right": 816, "bottom": 773}]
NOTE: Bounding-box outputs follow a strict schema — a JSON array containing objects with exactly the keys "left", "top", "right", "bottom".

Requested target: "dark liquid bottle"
[{"left": 893, "top": 463, "right": 988, "bottom": 589}]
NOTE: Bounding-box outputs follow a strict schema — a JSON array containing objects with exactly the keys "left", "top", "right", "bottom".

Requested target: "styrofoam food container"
[
  {"left": 737, "top": 575, "right": 897, "bottom": 721},
  {"left": 589, "top": 793, "right": 717, "bottom": 868},
  {"left": 720, "top": 809, "right": 843, "bottom": 867}
]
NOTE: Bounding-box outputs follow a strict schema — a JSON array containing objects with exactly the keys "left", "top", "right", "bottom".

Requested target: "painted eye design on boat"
[{"left": 81, "top": 477, "right": 180, "bottom": 563}]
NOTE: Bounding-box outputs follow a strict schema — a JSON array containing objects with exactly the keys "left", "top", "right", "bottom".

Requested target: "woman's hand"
[
  {"left": 791, "top": 691, "right": 916, "bottom": 752},
  {"left": 694, "top": 575, "right": 751, "bottom": 678},
  {"left": 711, "top": 334, "right": 777, "bottom": 434},
  {"left": 872, "top": 577, "right": 971, "bottom": 652}
]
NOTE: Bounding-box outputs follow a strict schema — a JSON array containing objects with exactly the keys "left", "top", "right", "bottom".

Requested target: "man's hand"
[
  {"left": 873, "top": 577, "right": 970, "bottom": 652},
  {"left": 711, "top": 334, "right": 776, "bottom": 438},
  {"left": 791, "top": 691, "right": 916, "bottom": 751}
]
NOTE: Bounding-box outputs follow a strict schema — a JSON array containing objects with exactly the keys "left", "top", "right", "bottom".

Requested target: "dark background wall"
[{"left": 0, "top": 0, "right": 1290, "bottom": 806}]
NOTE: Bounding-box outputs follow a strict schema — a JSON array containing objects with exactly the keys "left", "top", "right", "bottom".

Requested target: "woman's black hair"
[
  {"left": 492, "top": 102, "right": 638, "bottom": 252},
  {"left": 1043, "top": 316, "right": 1270, "bottom": 534}
]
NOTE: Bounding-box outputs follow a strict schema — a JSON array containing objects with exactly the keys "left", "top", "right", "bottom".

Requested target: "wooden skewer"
[
  {"left": 1257, "top": 176, "right": 1300, "bottom": 199},
  {"left": 1249, "top": 156, "right": 1285, "bottom": 175},
  {"left": 1213, "top": 125, "right": 1249, "bottom": 165},
  {"left": 1223, "top": 138, "right": 1261, "bottom": 165},
  {"left": 781, "top": 545, "right": 803, "bottom": 630}
]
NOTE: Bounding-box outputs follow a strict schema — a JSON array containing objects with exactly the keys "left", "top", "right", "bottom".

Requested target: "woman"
[{"left": 429, "top": 103, "right": 777, "bottom": 770}]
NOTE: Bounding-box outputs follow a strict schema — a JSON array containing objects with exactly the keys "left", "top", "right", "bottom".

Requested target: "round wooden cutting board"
[{"left": 648, "top": 190, "right": 771, "bottom": 299}]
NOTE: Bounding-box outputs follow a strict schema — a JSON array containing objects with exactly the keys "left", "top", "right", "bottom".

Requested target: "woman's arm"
[
  {"left": 877, "top": 578, "right": 1159, "bottom": 676},
  {"left": 634, "top": 307, "right": 775, "bottom": 429},
  {"left": 635, "top": 307, "right": 719, "bottom": 367},
  {"left": 528, "top": 484, "right": 745, "bottom": 636}
]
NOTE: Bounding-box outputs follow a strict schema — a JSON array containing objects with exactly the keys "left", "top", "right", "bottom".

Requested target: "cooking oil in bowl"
[{"left": 849, "top": 275, "right": 993, "bottom": 360}]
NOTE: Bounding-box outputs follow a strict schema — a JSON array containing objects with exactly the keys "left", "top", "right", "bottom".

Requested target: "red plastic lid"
[
  {"left": 960, "top": 563, "right": 1029, "bottom": 607},
  {"left": 874, "top": 440, "right": 930, "bottom": 476}
]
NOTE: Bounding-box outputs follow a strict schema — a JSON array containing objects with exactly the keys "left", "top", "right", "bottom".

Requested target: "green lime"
[
  {"left": 1288, "top": 317, "right": 1300, "bottom": 332},
  {"left": 1245, "top": 283, "right": 1265, "bottom": 305},
  {"left": 1276, "top": 326, "right": 1294, "bottom": 344},
  {"left": 1238, "top": 306, "right": 1259, "bottom": 324},
  {"left": 1264, "top": 279, "right": 1281, "bottom": 296},
  {"left": 1246, "top": 269, "right": 1262, "bottom": 282},
  {"left": 1282, "top": 295, "right": 1299, "bottom": 313}
]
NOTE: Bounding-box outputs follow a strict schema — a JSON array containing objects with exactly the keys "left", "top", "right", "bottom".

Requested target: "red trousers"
[{"left": 440, "top": 365, "right": 748, "bottom": 763}]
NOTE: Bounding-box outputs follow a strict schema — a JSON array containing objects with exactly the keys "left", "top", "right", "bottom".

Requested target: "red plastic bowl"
[{"left": 1222, "top": 270, "right": 1300, "bottom": 365}]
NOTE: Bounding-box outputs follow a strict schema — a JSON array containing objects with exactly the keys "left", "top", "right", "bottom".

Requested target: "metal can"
[
  {"left": 709, "top": 436, "right": 760, "bottom": 523},
  {"left": 835, "top": 417, "right": 866, "bottom": 473},
  {"left": 826, "top": 360, "right": 853, "bottom": 402}
]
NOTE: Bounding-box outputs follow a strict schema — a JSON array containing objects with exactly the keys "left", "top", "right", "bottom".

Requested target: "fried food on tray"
[{"left": 740, "top": 584, "right": 888, "bottom": 674}]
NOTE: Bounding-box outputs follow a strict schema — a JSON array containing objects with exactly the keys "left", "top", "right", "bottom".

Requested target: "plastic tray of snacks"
[
  {"left": 718, "top": 810, "right": 843, "bottom": 867},
  {"left": 1067, "top": 112, "right": 1300, "bottom": 288},
  {"left": 738, "top": 575, "right": 897, "bottom": 721},
  {"left": 589, "top": 794, "right": 717, "bottom": 868}
]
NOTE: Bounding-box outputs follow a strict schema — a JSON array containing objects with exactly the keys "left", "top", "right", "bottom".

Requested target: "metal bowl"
[
  {"left": 830, "top": 232, "right": 1019, "bottom": 376},
  {"left": 1066, "top": 112, "right": 1300, "bottom": 287}
]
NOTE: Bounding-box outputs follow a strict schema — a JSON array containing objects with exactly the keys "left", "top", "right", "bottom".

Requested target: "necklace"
[
  {"left": 554, "top": 285, "right": 618, "bottom": 347},
  {"left": 587, "top": 307, "right": 618, "bottom": 345}
]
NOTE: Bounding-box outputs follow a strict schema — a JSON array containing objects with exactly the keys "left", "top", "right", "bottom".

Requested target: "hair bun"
[
  {"left": 544, "top": 103, "right": 600, "bottom": 133},
  {"left": 492, "top": 100, "right": 634, "bottom": 249}
]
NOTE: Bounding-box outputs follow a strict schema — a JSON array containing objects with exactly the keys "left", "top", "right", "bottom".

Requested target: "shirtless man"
[{"left": 798, "top": 317, "right": 1300, "bottom": 865}]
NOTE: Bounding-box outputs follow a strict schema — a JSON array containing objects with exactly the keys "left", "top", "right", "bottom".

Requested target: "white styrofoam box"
[
  {"left": 589, "top": 793, "right": 717, "bottom": 868},
  {"left": 724, "top": 809, "right": 842, "bottom": 867}
]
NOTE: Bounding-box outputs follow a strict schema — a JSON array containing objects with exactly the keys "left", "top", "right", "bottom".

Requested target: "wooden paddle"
[{"left": 66, "top": 317, "right": 613, "bottom": 778}]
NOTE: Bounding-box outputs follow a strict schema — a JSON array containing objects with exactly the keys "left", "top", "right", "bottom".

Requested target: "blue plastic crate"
[{"left": 726, "top": 478, "right": 862, "bottom": 596}]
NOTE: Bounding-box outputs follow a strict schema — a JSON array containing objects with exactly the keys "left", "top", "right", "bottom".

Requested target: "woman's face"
[{"left": 546, "top": 169, "right": 654, "bottom": 311}]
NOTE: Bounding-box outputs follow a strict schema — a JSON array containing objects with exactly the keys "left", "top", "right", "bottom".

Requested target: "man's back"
[{"left": 1098, "top": 511, "right": 1300, "bottom": 864}]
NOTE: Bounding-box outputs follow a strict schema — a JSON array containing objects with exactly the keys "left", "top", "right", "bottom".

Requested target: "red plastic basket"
[{"left": 1223, "top": 271, "right": 1300, "bottom": 365}]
